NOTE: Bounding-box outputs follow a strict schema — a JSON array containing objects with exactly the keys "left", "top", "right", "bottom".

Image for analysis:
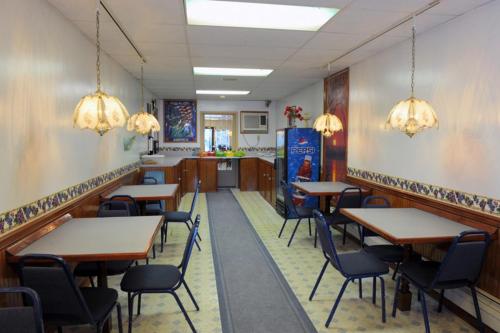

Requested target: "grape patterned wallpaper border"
[
  {"left": 0, "top": 161, "right": 141, "bottom": 235},
  {"left": 348, "top": 167, "right": 499, "bottom": 217}
]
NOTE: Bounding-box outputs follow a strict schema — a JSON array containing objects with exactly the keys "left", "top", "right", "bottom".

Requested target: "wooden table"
[
  {"left": 291, "top": 181, "right": 362, "bottom": 213},
  {"left": 7, "top": 214, "right": 163, "bottom": 332},
  {"left": 340, "top": 208, "right": 480, "bottom": 311},
  {"left": 105, "top": 184, "right": 179, "bottom": 211}
]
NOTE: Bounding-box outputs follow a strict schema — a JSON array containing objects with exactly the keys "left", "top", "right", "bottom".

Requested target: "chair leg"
[
  {"left": 420, "top": 290, "right": 431, "bottom": 333},
  {"left": 160, "top": 224, "right": 165, "bottom": 253},
  {"left": 190, "top": 218, "right": 202, "bottom": 242},
  {"left": 326, "top": 278, "right": 351, "bottom": 328},
  {"left": 287, "top": 219, "right": 302, "bottom": 247},
  {"left": 308, "top": 218, "right": 312, "bottom": 236},
  {"left": 184, "top": 222, "right": 201, "bottom": 251},
  {"left": 392, "top": 262, "right": 400, "bottom": 280},
  {"left": 392, "top": 276, "right": 402, "bottom": 317},
  {"left": 278, "top": 219, "right": 288, "bottom": 238},
  {"left": 379, "top": 277, "right": 386, "bottom": 323},
  {"left": 309, "top": 259, "right": 329, "bottom": 301},
  {"left": 57, "top": 327, "right": 63, "bottom": 333},
  {"left": 152, "top": 244, "right": 156, "bottom": 259},
  {"left": 471, "top": 286, "right": 485, "bottom": 333},
  {"left": 183, "top": 281, "right": 200, "bottom": 311},
  {"left": 137, "top": 293, "right": 142, "bottom": 316},
  {"left": 372, "top": 277, "right": 377, "bottom": 305},
  {"left": 437, "top": 289, "right": 445, "bottom": 313},
  {"left": 342, "top": 224, "right": 347, "bottom": 245},
  {"left": 127, "top": 293, "right": 134, "bottom": 333},
  {"left": 171, "top": 291, "right": 197, "bottom": 333},
  {"left": 356, "top": 224, "right": 362, "bottom": 245},
  {"left": 89, "top": 277, "right": 95, "bottom": 288},
  {"left": 116, "top": 302, "right": 124, "bottom": 333},
  {"left": 358, "top": 278, "right": 363, "bottom": 298},
  {"left": 314, "top": 226, "right": 317, "bottom": 248}
]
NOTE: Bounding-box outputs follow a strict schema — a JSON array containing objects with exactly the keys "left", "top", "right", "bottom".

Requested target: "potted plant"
[{"left": 284, "top": 105, "right": 304, "bottom": 128}]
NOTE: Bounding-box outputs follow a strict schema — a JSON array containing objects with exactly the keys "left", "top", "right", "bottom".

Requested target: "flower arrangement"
[{"left": 284, "top": 105, "right": 304, "bottom": 127}]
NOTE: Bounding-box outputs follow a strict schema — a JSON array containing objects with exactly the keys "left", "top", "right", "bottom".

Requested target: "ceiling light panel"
[
  {"left": 196, "top": 90, "right": 250, "bottom": 95},
  {"left": 193, "top": 67, "right": 273, "bottom": 76},
  {"left": 185, "top": 0, "right": 339, "bottom": 31}
]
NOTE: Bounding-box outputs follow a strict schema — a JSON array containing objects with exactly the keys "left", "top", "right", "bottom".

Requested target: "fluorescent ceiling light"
[
  {"left": 193, "top": 67, "right": 273, "bottom": 77},
  {"left": 196, "top": 90, "right": 250, "bottom": 95},
  {"left": 185, "top": 0, "right": 338, "bottom": 31}
]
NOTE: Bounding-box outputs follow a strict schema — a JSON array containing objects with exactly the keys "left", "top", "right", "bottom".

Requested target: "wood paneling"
[
  {"left": 198, "top": 159, "right": 218, "bottom": 192},
  {"left": 258, "top": 159, "right": 275, "bottom": 206},
  {"left": 347, "top": 175, "right": 500, "bottom": 298},
  {"left": 182, "top": 159, "right": 198, "bottom": 193},
  {"left": 240, "top": 158, "right": 259, "bottom": 191}
]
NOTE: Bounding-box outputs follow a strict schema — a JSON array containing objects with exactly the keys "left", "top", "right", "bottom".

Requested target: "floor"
[{"left": 70, "top": 190, "right": 476, "bottom": 333}]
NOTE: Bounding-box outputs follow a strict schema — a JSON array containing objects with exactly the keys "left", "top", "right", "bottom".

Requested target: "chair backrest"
[
  {"left": 188, "top": 180, "right": 201, "bottom": 218},
  {"left": 178, "top": 215, "right": 200, "bottom": 281},
  {"left": 142, "top": 176, "right": 158, "bottom": 185},
  {"left": 280, "top": 180, "right": 298, "bottom": 217},
  {"left": 431, "top": 231, "right": 491, "bottom": 288},
  {"left": 0, "top": 287, "right": 44, "bottom": 333},
  {"left": 144, "top": 170, "right": 165, "bottom": 184},
  {"left": 109, "top": 195, "right": 140, "bottom": 216},
  {"left": 332, "top": 187, "right": 362, "bottom": 215},
  {"left": 18, "top": 254, "right": 95, "bottom": 326},
  {"left": 97, "top": 200, "right": 131, "bottom": 217},
  {"left": 361, "top": 195, "right": 391, "bottom": 242},
  {"left": 313, "top": 210, "right": 343, "bottom": 273}
]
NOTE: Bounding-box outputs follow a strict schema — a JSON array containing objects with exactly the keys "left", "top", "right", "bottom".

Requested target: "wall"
[
  {"left": 348, "top": 1, "right": 500, "bottom": 200},
  {"left": 158, "top": 99, "right": 276, "bottom": 149},
  {"left": 0, "top": 0, "right": 152, "bottom": 216}
]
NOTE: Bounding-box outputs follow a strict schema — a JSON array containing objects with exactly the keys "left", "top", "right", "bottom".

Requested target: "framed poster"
[{"left": 163, "top": 100, "right": 197, "bottom": 143}]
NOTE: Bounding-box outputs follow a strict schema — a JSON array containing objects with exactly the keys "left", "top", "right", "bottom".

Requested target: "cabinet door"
[
  {"left": 266, "top": 163, "right": 272, "bottom": 203},
  {"left": 258, "top": 160, "right": 266, "bottom": 197},
  {"left": 239, "top": 158, "right": 258, "bottom": 191},
  {"left": 270, "top": 167, "right": 276, "bottom": 207},
  {"left": 183, "top": 159, "right": 198, "bottom": 193},
  {"left": 199, "top": 159, "right": 218, "bottom": 192}
]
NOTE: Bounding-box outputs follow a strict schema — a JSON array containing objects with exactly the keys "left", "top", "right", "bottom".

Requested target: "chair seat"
[
  {"left": 80, "top": 287, "right": 118, "bottom": 322},
  {"left": 121, "top": 265, "right": 181, "bottom": 292},
  {"left": 400, "top": 260, "right": 466, "bottom": 290},
  {"left": 164, "top": 211, "right": 190, "bottom": 222},
  {"left": 74, "top": 260, "right": 133, "bottom": 277},
  {"left": 364, "top": 245, "right": 405, "bottom": 263},
  {"left": 337, "top": 251, "right": 389, "bottom": 277},
  {"left": 295, "top": 206, "right": 314, "bottom": 218},
  {"left": 325, "top": 214, "right": 354, "bottom": 226}
]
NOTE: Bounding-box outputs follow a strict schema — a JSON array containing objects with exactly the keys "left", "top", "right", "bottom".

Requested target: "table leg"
[
  {"left": 324, "top": 195, "right": 332, "bottom": 214},
  {"left": 397, "top": 245, "right": 413, "bottom": 311},
  {"left": 97, "top": 262, "right": 112, "bottom": 333}
]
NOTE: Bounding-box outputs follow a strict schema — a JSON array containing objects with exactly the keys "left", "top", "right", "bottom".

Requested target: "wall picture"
[{"left": 163, "top": 100, "right": 197, "bottom": 142}]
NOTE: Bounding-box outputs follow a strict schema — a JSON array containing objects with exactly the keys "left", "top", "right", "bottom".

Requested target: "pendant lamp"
[
  {"left": 385, "top": 17, "right": 438, "bottom": 138},
  {"left": 73, "top": 0, "right": 129, "bottom": 136},
  {"left": 127, "top": 63, "right": 161, "bottom": 135},
  {"left": 313, "top": 113, "right": 343, "bottom": 137}
]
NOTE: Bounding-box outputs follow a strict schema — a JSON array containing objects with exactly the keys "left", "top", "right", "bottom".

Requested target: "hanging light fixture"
[
  {"left": 127, "top": 63, "right": 161, "bottom": 135},
  {"left": 73, "top": 0, "right": 129, "bottom": 136},
  {"left": 313, "top": 113, "right": 343, "bottom": 137},
  {"left": 386, "top": 17, "right": 438, "bottom": 138}
]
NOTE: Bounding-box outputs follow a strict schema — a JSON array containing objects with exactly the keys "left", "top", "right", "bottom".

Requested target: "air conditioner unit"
[{"left": 240, "top": 111, "right": 268, "bottom": 134}]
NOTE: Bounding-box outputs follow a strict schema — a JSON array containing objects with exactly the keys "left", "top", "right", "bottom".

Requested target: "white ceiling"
[{"left": 48, "top": 0, "right": 494, "bottom": 100}]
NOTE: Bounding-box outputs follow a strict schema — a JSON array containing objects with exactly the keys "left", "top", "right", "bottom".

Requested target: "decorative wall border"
[
  {"left": 348, "top": 167, "right": 500, "bottom": 217},
  {"left": 158, "top": 147, "right": 276, "bottom": 153},
  {"left": 0, "top": 161, "right": 141, "bottom": 234}
]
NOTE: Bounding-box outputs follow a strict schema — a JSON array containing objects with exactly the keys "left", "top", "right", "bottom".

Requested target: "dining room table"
[
  {"left": 104, "top": 183, "right": 179, "bottom": 211},
  {"left": 340, "top": 207, "right": 494, "bottom": 311}
]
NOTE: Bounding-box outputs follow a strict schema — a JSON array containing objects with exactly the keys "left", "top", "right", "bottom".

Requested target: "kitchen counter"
[{"left": 141, "top": 155, "right": 275, "bottom": 167}]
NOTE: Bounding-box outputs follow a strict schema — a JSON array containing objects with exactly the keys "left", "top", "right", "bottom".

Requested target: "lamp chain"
[
  {"left": 96, "top": 0, "right": 101, "bottom": 91},
  {"left": 141, "top": 63, "right": 145, "bottom": 111},
  {"left": 410, "top": 16, "right": 416, "bottom": 97}
]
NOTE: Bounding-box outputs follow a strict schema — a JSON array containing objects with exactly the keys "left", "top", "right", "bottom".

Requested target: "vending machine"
[{"left": 275, "top": 128, "right": 321, "bottom": 218}]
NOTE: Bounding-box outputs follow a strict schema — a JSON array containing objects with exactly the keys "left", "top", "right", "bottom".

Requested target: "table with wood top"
[
  {"left": 7, "top": 214, "right": 163, "bottom": 332},
  {"left": 340, "top": 208, "right": 485, "bottom": 311},
  {"left": 105, "top": 184, "right": 179, "bottom": 211},
  {"left": 291, "top": 181, "right": 365, "bottom": 213}
]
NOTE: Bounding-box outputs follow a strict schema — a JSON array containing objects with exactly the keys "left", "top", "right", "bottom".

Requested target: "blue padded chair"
[
  {"left": 392, "top": 230, "right": 491, "bottom": 333},
  {"left": 0, "top": 287, "right": 44, "bottom": 333},
  {"left": 121, "top": 215, "right": 201, "bottom": 333},
  {"left": 324, "top": 187, "right": 363, "bottom": 246},
  {"left": 310, "top": 210, "right": 388, "bottom": 328},
  {"left": 143, "top": 172, "right": 166, "bottom": 215},
  {"left": 278, "top": 180, "right": 314, "bottom": 247},
  {"left": 361, "top": 196, "right": 404, "bottom": 280},
  {"left": 19, "top": 254, "right": 123, "bottom": 333}
]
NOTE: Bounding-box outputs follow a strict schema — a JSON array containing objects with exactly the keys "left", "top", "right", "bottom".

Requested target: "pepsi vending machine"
[{"left": 275, "top": 128, "right": 321, "bottom": 218}]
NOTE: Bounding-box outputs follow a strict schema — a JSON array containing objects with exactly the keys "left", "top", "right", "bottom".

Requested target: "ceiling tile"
[
  {"left": 194, "top": 76, "right": 265, "bottom": 90},
  {"left": 125, "top": 24, "right": 187, "bottom": 44},
  {"left": 302, "top": 32, "right": 365, "bottom": 50},
  {"left": 430, "top": 0, "right": 494, "bottom": 16},
  {"left": 189, "top": 45, "right": 297, "bottom": 60},
  {"left": 190, "top": 57, "right": 283, "bottom": 68},
  {"left": 105, "top": 0, "right": 186, "bottom": 25},
  {"left": 349, "top": 0, "right": 431, "bottom": 13},
  {"left": 48, "top": 0, "right": 111, "bottom": 22}
]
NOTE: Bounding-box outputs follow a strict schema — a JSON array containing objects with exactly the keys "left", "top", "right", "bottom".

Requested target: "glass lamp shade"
[
  {"left": 73, "top": 90, "right": 129, "bottom": 136},
  {"left": 386, "top": 96, "right": 438, "bottom": 138},
  {"left": 127, "top": 111, "right": 161, "bottom": 135},
  {"left": 313, "top": 113, "right": 343, "bottom": 137}
]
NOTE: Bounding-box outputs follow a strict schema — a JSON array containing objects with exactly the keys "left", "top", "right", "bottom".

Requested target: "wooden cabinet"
[
  {"left": 258, "top": 159, "right": 275, "bottom": 206},
  {"left": 198, "top": 159, "right": 218, "bottom": 192},
  {"left": 239, "top": 158, "right": 259, "bottom": 191},
  {"left": 182, "top": 159, "right": 198, "bottom": 193}
]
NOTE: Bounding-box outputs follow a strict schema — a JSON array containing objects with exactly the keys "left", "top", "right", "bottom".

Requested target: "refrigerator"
[{"left": 275, "top": 128, "right": 321, "bottom": 218}]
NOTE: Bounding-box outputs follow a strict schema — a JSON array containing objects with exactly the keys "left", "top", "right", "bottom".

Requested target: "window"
[{"left": 200, "top": 113, "right": 237, "bottom": 151}]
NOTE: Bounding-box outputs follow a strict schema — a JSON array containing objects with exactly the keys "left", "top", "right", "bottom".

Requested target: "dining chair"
[
  {"left": 309, "top": 210, "right": 388, "bottom": 328},
  {"left": 160, "top": 180, "right": 202, "bottom": 252},
  {"left": 18, "top": 254, "right": 123, "bottom": 333},
  {"left": 74, "top": 201, "right": 135, "bottom": 287},
  {"left": 361, "top": 196, "right": 404, "bottom": 280},
  {"left": 278, "top": 180, "right": 315, "bottom": 247},
  {"left": 325, "top": 187, "right": 363, "bottom": 246},
  {"left": 0, "top": 287, "right": 44, "bottom": 333},
  {"left": 120, "top": 215, "right": 201, "bottom": 333},
  {"left": 143, "top": 172, "right": 166, "bottom": 215},
  {"left": 109, "top": 195, "right": 141, "bottom": 216},
  {"left": 392, "top": 230, "right": 491, "bottom": 333}
]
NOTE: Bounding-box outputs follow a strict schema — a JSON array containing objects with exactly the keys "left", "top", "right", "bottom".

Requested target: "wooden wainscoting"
[
  {"left": 346, "top": 175, "right": 500, "bottom": 299},
  {"left": 0, "top": 169, "right": 140, "bottom": 306}
]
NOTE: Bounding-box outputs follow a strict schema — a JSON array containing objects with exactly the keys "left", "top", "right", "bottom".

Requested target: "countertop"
[{"left": 140, "top": 154, "right": 275, "bottom": 167}]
